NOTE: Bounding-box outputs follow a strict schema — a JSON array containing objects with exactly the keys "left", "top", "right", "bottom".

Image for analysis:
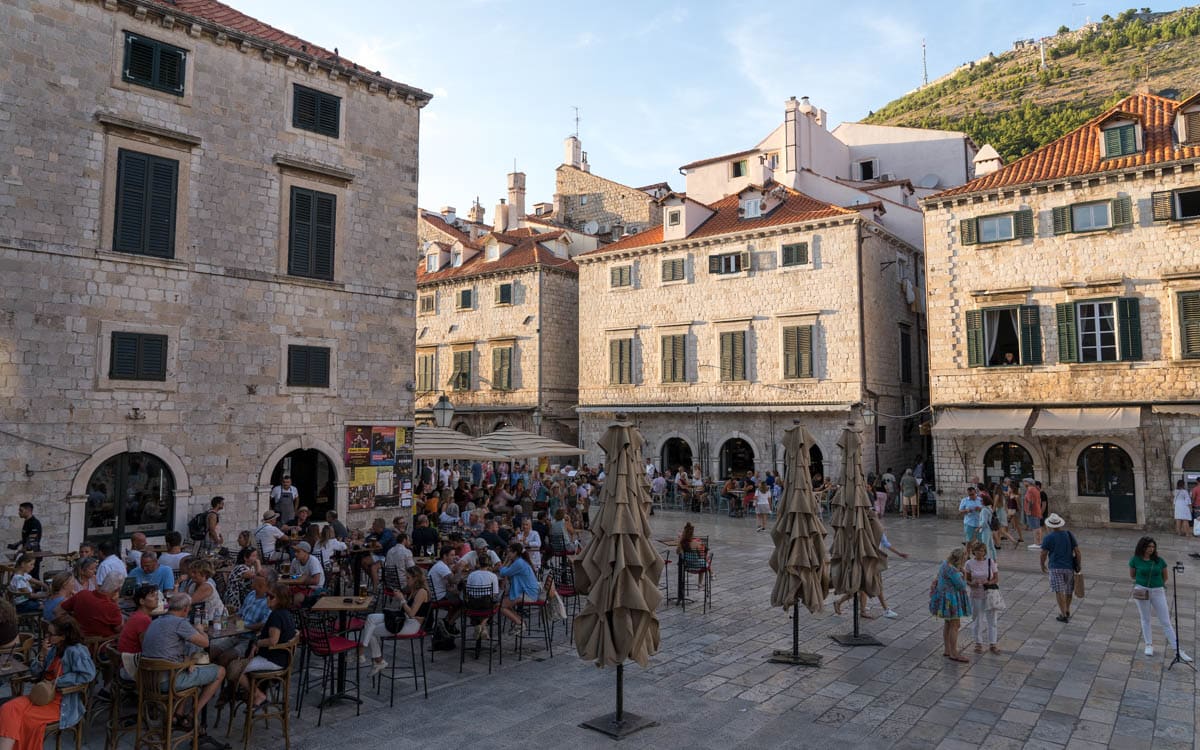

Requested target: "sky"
[{"left": 232, "top": 0, "right": 1187, "bottom": 217}]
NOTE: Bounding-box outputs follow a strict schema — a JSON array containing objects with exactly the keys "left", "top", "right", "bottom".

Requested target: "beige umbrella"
[
  {"left": 828, "top": 422, "right": 885, "bottom": 647},
  {"left": 412, "top": 425, "right": 512, "bottom": 461},
  {"left": 575, "top": 419, "right": 662, "bottom": 738},
  {"left": 767, "top": 423, "right": 828, "bottom": 666},
  {"left": 476, "top": 426, "right": 587, "bottom": 459}
]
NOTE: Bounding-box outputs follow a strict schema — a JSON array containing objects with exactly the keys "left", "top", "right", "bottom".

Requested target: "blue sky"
[{"left": 233, "top": 0, "right": 1186, "bottom": 216}]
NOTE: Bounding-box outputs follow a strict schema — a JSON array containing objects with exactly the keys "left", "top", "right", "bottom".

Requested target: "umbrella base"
[
  {"left": 831, "top": 632, "right": 883, "bottom": 647},
  {"left": 768, "top": 649, "right": 822, "bottom": 667},
  {"left": 580, "top": 712, "right": 658, "bottom": 739}
]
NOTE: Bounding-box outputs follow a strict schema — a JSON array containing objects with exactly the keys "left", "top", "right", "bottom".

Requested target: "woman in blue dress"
[{"left": 930, "top": 547, "right": 972, "bottom": 663}]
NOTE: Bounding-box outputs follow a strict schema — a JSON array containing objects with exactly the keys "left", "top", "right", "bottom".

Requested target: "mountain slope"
[{"left": 865, "top": 7, "right": 1200, "bottom": 162}]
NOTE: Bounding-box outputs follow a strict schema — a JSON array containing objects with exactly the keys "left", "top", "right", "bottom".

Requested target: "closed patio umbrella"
[
  {"left": 767, "top": 423, "right": 828, "bottom": 666},
  {"left": 828, "top": 422, "right": 885, "bottom": 647},
  {"left": 575, "top": 419, "right": 662, "bottom": 738}
]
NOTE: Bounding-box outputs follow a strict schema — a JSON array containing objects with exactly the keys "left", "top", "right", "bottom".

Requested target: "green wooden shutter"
[
  {"left": 309, "top": 347, "right": 330, "bottom": 387},
  {"left": 609, "top": 340, "right": 620, "bottom": 384},
  {"left": 1151, "top": 191, "right": 1175, "bottom": 221},
  {"left": 1013, "top": 209, "right": 1034, "bottom": 239},
  {"left": 125, "top": 36, "right": 156, "bottom": 83},
  {"left": 289, "top": 187, "right": 313, "bottom": 276},
  {"left": 1103, "top": 127, "right": 1122, "bottom": 157},
  {"left": 1110, "top": 195, "right": 1133, "bottom": 227},
  {"left": 316, "top": 92, "right": 341, "bottom": 138},
  {"left": 156, "top": 46, "right": 184, "bottom": 94},
  {"left": 1052, "top": 205, "right": 1073, "bottom": 235},
  {"left": 797, "top": 325, "right": 813, "bottom": 378},
  {"left": 708, "top": 255, "right": 722, "bottom": 274},
  {"left": 1019, "top": 305, "right": 1043, "bottom": 365},
  {"left": 312, "top": 192, "right": 336, "bottom": 280},
  {"left": 110, "top": 333, "right": 139, "bottom": 378},
  {"left": 1056, "top": 302, "right": 1079, "bottom": 363},
  {"left": 145, "top": 157, "right": 177, "bottom": 258},
  {"left": 114, "top": 150, "right": 149, "bottom": 253},
  {"left": 293, "top": 85, "right": 318, "bottom": 130},
  {"left": 1119, "top": 125, "right": 1136, "bottom": 154},
  {"left": 782, "top": 327, "right": 798, "bottom": 378},
  {"left": 965, "top": 309, "right": 984, "bottom": 367},
  {"left": 621, "top": 339, "right": 633, "bottom": 383},
  {"left": 610, "top": 267, "right": 620, "bottom": 287},
  {"left": 661, "top": 334, "right": 685, "bottom": 382},
  {"left": 1180, "top": 292, "right": 1200, "bottom": 359},
  {"left": 720, "top": 332, "right": 733, "bottom": 380},
  {"left": 138, "top": 334, "right": 167, "bottom": 380},
  {"left": 1117, "top": 297, "right": 1142, "bottom": 361},
  {"left": 959, "top": 218, "right": 978, "bottom": 245},
  {"left": 287, "top": 346, "right": 308, "bottom": 386},
  {"left": 723, "top": 331, "right": 745, "bottom": 380}
]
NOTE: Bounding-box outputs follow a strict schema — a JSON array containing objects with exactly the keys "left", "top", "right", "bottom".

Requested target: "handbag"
[
  {"left": 29, "top": 678, "right": 56, "bottom": 706},
  {"left": 1073, "top": 572, "right": 1086, "bottom": 599},
  {"left": 985, "top": 588, "right": 1006, "bottom": 611},
  {"left": 982, "top": 560, "right": 999, "bottom": 590},
  {"left": 1132, "top": 586, "right": 1150, "bottom": 601}
]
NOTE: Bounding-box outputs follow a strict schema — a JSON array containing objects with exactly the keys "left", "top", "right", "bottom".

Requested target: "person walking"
[
  {"left": 1040, "top": 514, "right": 1080, "bottom": 623},
  {"left": 963, "top": 541, "right": 1001, "bottom": 654},
  {"left": 754, "top": 482, "right": 771, "bottom": 532},
  {"left": 930, "top": 547, "right": 971, "bottom": 663},
  {"left": 958, "top": 486, "right": 984, "bottom": 547},
  {"left": 899, "top": 469, "right": 918, "bottom": 520},
  {"left": 1129, "top": 536, "right": 1192, "bottom": 660},
  {"left": 1173, "top": 481, "right": 1192, "bottom": 538},
  {"left": 978, "top": 496, "right": 997, "bottom": 560},
  {"left": 1024, "top": 478, "right": 1044, "bottom": 549}
]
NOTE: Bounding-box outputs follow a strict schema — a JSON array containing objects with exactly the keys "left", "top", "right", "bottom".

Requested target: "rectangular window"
[
  {"left": 1077, "top": 301, "right": 1118, "bottom": 363},
  {"left": 959, "top": 209, "right": 1033, "bottom": 245},
  {"left": 740, "top": 199, "right": 761, "bottom": 219},
  {"left": 425, "top": 254, "right": 438, "bottom": 273},
  {"left": 609, "top": 338, "right": 634, "bottom": 384},
  {"left": 287, "top": 187, "right": 336, "bottom": 280},
  {"left": 1102, "top": 123, "right": 1137, "bottom": 157},
  {"left": 899, "top": 326, "right": 913, "bottom": 383},
  {"left": 457, "top": 289, "right": 473, "bottom": 309},
  {"left": 451, "top": 251, "right": 462, "bottom": 267},
  {"left": 610, "top": 265, "right": 632, "bottom": 288},
  {"left": 708, "top": 252, "right": 749, "bottom": 275},
  {"left": 877, "top": 425, "right": 887, "bottom": 444},
  {"left": 661, "top": 334, "right": 686, "bottom": 383},
  {"left": 286, "top": 345, "right": 331, "bottom": 388},
  {"left": 661, "top": 258, "right": 685, "bottom": 282},
  {"left": 495, "top": 283, "right": 513, "bottom": 305},
  {"left": 451, "top": 350, "right": 472, "bottom": 391},
  {"left": 668, "top": 210, "right": 681, "bottom": 226},
  {"left": 416, "top": 352, "right": 436, "bottom": 393},
  {"left": 857, "top": 159, "right": 876, "bottom": 181},
  {"left": 782, "top": 325, "right": 812, "bottom": 379},
  {"left": 1070, "top": 202, "right": 1111, "bottom": 232},
  {"left": 292, "top": 84, "right": 341, "bottom": 138},
  {"left": 113, "top": 149, "right": 178, "bottom": 258},
  {"left": 1180, "top": 291, "right": 1200, "bottom": 359},
  {"left": 418, "top": 295, "right": 434, "bottom": 314},
  {"left": 122, "top": 33, "right": 186, "bottom": 95},
  {"left": 109, "top": 332, "right": 167, "bottom": 381},
  {"left": 492, "top": 346, "right": 513, "bottom": 390},
  {"left": 967, "top": 305, "right": 1043, "bottom": 367},
  {"left": 580, "top": 195, "right": 589, "bottom": 205},
  {"left": 977, "top": 215, "right": 1014, "bottom": 243},
  {"left": 781, "top": 242, "right": 809, "bottom": 267},
  {"left": 1185, "top": 111, "right": 1200, "bottom": 144},
  {"left": 719, "top": 331, "right": 747, "bottom": 382},
  {"left": 1053, "top": 197, "right": 1132, "bottom": 234},
  {"left": 731, "top": 160, "right": 747, "bottom": 178},
  {"left": 1056, "top": 299, "right": 1140, "bottom": 364}
]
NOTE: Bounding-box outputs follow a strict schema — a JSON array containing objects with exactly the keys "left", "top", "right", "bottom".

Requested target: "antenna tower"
[
  {"left": 922, "top": 38, "right": 928, "bottom": 86},
  {"left": 571, "top": 106, "right": 580, "bottom": 138}
]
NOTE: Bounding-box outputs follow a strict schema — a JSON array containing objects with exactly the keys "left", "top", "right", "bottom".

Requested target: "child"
[
  {"left": 754, "top": 482, "right": 772, "bottom": 532},
  {"left": 963, "top": 541, "right": 1001, "bottom": 654},
  {"left": 8, "top": 553, "right": 45, "bottom": 614}
]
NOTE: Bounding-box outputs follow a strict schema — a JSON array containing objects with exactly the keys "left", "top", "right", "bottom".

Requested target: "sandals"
[
  {"left": 973, "top": 644, "right": 983, "bottom": 654},
  {"left": 989, "top": 646, "right": 1001, "bottom": 654},
  {"left": 945, "top": 654, "right": 969, "bottom": 663}
]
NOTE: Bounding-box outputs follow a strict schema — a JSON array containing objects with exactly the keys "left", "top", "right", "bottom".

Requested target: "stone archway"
[
  {"left": 258, "top": 436, "right": 348, "bottom": 523},
  {"left": 1067, "top": 435, "right": 1145, "bottom": 526}
]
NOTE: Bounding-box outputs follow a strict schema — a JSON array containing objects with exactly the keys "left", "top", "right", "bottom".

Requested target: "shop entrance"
[
  {"left": 719, "top": 438, "right": 755, "bottom": 479},
  {"left": 270, "top": 449, "right": 336, "bottom": 519},
  {"left": 661, "top": 438, "right": 693, "bottom": 477}
]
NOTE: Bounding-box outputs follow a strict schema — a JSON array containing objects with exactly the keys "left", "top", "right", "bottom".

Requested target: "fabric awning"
[
  {"left": 1152, "top": 405, "right": 1200, "bottom": 417},
  {"left": 476, "top": 426, "right": 588, "bottom": 458},
  {"left": 931, "top": 408, "right": 1032, "bottom": 433},
  {"left": 1032, "top": 407, "right": 1141, "bottom": 434},
  {"left": 412, "top": 426, "right": 511, "bottom": 461}
]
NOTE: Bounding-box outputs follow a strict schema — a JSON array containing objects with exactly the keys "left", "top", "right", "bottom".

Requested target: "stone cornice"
[
  {"left": 272, "top": 155, "right": 354, "bottom": 183},
  {"left": 416, "top": 262, "right": 576, "bottom": 290},
  {"left": 95, "top": 112, "right": 201, "bottom": 147}
]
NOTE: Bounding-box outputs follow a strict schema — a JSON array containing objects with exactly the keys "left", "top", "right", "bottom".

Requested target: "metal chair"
[
  {"left": 680, "top": 539, "right": 713, "bottom": 614},
  {"left": 376, "top": 620, "right": 427, "bottom": 705},
  {"left": 512, "top": 596, "right": 553, "bottom": 661},
  {"left": 460, "top": 585, "right": 501, "bottom": 674},
  {"left": 226, "top": 635, "right": 298, "bottom": 750},
  {"left": 295, "top": 610, "right": 359, "bottom": 727},
  {"left": 549, "top": 560, "right": 580, "bottom": 638}
]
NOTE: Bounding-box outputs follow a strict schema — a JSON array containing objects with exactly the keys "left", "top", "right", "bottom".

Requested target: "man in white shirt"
[
  {"left": 428, "top": 546, "right": 462, "bottom": 632},
  {"left": 463, "top": 553, "right": 501, "bottom": 640},
  {"left": 460, "top": 538, "right": 500, "bottom": 569},
  {"left": 438, "top": 463, "right": 452, "bottom": 488},
  {"left": 96, "top": 540, "right": 127, "bottom": 589},
  {"left": 255, "top": 510, "right": 289, "bottom": 562},
  {"left": 289, "top": 542, "right": 325, "bottom": 605},
  {"left": 125, "top": 532, "right": 148, "bottom": 568},
  {"left": 383, "top": 532, "right": 414, "bottom": 575},
  {"left": 644, "top": 458, "right": 657, "bottom": 481},
  {"left": 270, "top": 476, "right": 299, "bottom": 527}
]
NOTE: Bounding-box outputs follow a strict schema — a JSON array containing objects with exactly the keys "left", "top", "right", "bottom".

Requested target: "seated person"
[
  {"left": 313, "top": 525, "right": 347, "bottom": 568},
  {"left": 42, "top": 572, "right": 78, "bottom": 624},
  {"left": 383, "top": 533, "right": 414, "bottom": 578},
  {"left": 464, "top": 553, "right": 501, "bottom": 642},
  {"left": 428, "top": 546, "right": 463, "bottom": 631},
  {"left": 125, "top": 532, "right": 149, "bottom": 568},
  {"left": 439, "top": 503, "right": 461, "bottom": 529},
  {"left": 141, "top": 593, "right": 226, "bottom": 726},
  {"left": 324, "top": 511, "right": 350, "bottom": 541},
  {"left": 58, "top": 574, "right": 123, "bottom": 639},
  {"left": 360, "top": 518, "right": 396, "bottom": 587},
  {"left": 117, "top": 584, "right": 160, "bottom": 678},
  {"left": 390, "top": 515, "right": 410, "bottom": 541},
  {"left": 96, "top": 540, "right": 127, "bottom": 590},
  {"left": 7, "top": 553, "right": 46, "bottom": 614},
  {"left": 231, "top": 583, "right": 297, "bottom": 711},
  {"left": 358, "top": 568, "right": 429, "bottom": 675},
  {"left": 157, "top": 531, "right": 191, "bottom": 573},
  {"left": 532, "top": 513, "right": 551, "bottom": 546},
  {"left": 498, "top": 542, "right": 540, "bottom": 631},
  {"left": 515, "top": 518, "right": 542, "bottom": 572},
  {"left": 459, "top": 538, "right": 500, "bottom": 569},
  {"left": 410, "top": 515, "right": 440, "bottom": 558},
  {"left": 73, "top": 557, "right": 98, "bottom": 593},
  {"left": 0, "top": 616, "right": 95, "bottom": 748},
  {"left": 178, "top": 559, "right": 227, "bottom": 624},
  {"left": 288, "top": 542, "right": 325, "bottom": 606},
  {"left": 254, "top": 511, "right": 289, "bottom": 563},
  {"left": 129, "top": 551, "right": 175, "bottom": 592},
  {"left": 285, "top": 506, "right": 314, "bottom": 537},
  {"left": 213, "top": 574, "right": 273, "bottom": 690}
]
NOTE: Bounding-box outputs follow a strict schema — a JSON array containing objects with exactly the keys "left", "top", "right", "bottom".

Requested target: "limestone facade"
[
  {"left": 554, "top": 162, "right": 663, "bottom": 238},
  {"left": 0, "top": 0, "right": 429, "bottom": 548},
  {"left": 923, "top": 93, "right": 1200, "bottom": 529}
]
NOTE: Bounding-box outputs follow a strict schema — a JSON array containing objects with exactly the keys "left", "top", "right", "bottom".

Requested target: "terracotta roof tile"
[
  {"left": 935, "top": 93, "right": 1200, "bottom": 198},
  {"left": 419, "top": 210, "right": 481, "bottom": 249},
  {"left": 143, "top": 0, "right": 430, "bottom": 99},
  {"left": 417, "top": 231, "right": 576, "bottom": 285},
  {"left": 678, "top": 148, "right": 760, "bottom": 171},
  {"left": 581, "top": 185, "right": 855, "bottom": 256}
]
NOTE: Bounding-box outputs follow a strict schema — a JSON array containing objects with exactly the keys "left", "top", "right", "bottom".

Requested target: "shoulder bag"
[
  {"left": 1067, "top": 531, "right": 1085, "bottom": 598},
  {"left": 984, "top": 560, "right": 1006, "bottom": 611}
]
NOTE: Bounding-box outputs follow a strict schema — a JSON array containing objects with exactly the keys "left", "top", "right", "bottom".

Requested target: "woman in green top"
[{"left": 1129, "top": 537, "right": 1192, "bottom": 661}]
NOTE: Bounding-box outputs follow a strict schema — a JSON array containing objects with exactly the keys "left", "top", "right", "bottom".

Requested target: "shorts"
[
  {"left": 168, "top": 663, "right": 221, "bottom": 691},
  {"left": 902, "top": 494, "right": 916, "bottom": 506},
  {"left": 755, "top": 503, "right": 771, "bottom": 514},
  {"left": 1048, "top": 569, "right": 1073, "bottom": 594},
  {"left": 963, "top": 525, "right": 980, "bottom": 543},
  {"left": 243, "top": 656, "right": 283, "bottom": 674},
  {"left": 1026, "top": 515, "right": 1042, "bottom": 529}
]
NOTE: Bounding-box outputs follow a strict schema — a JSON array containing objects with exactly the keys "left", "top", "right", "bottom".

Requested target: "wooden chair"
[
  {"left": 43, "top": 681, "right": 93, "bottom": 750},
  {"left": 226, "top": 635, "right": 299, "bottom": 750},
  {"left": 135, "top": 658, "right": 202, "bottom": 750},
  {"left": 100, "top": 645, "right": 137, "bottom": 750},
  {"left": 0, "top": 633, "right": 36, "bottom": 695}
]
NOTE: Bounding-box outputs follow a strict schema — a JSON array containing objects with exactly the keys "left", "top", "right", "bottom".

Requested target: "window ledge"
[
  {"left": 96, "top": 249, "right": 189, "bottom": 271},
  {"left": 713, "top": 272, "right": 749, "bottom": 280},
  {"left": 272, "top": 155, "right": 355, "bottom": 184},
  {"left": 1167, "top": 359, "right": 1200, "bottom": 367},
  {"left": 609, "top": 285, "right": 636, "bottom": 292},
  {"left": 779, "top": 263, "right": 814, "bottom": 273},
  {"left": 1065, "top": 361, "right": 1133, "bottom": 370},
  {"left": 279, "top": 385, "right": 338, "bottom": 398},
  {"left": 95, "top": 380, "right": 177, "bottom": 393},
  {"left": 95, "top": 112, "right": 202, "bottom": 148},
  {"left": 660, "top": 279, "right": 688, "bottom": 287}
]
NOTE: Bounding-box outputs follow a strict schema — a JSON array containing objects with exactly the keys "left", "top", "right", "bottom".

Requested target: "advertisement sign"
[
  {"left": 346, "top": 424, "right": 411, "bottom": 510},
  {"left": 344, "top": 426, "right": 371, "bottom": 467}
]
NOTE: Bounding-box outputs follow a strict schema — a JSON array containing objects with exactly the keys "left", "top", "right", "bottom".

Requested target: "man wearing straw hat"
[{"left": 1040, "top": 513, "right": 1081, "bottom": 623}]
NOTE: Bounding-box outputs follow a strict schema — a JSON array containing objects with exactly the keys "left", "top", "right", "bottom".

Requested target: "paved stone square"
[{"left": 72, "top": 510, "right": 1199, "bottom": 749}]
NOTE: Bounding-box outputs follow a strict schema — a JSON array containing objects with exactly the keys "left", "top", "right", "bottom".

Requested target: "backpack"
[
  {"left": 187, "top": 511, "right": 210, "bottom": 541},
  {"left": 988, "top": 510, "right": 1000, "bottom": 532}
]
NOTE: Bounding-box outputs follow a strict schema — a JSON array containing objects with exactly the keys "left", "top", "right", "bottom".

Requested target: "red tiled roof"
[
  {"left": 935, "top": 93, "right": 1200, "bottom": 198},
  {"left": 141, "top": 0, "right": 430, "bottom": 100},
  {"left": 580, "top": 185, "right": 855, "bottom": 256},
  {"left": 417, "top": 231, "right": 576, "bottom": 285},
  {"left": 420, "top": 210, "right": 481, "bottom": 249},
  {"left": 679, "top": 148, "right": 759, "bottom": 171}
]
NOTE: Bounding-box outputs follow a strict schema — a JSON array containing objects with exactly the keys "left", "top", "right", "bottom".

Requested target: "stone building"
[
  {"left": 576, "top": 97, "right": 980, "bottom": 480},
  {"left": 551, "top": 136, "right": 664, "bottom": 239},
  {"left": 923, "top": 92, "right": 1200, "bottom": 529},
  {"left": 0, "top": 0, "right": 430, "bottom": 550}
]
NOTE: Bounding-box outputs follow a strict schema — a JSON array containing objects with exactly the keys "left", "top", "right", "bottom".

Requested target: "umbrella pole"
[
  {"left": 832, "top": 591, "right": 883, "bottom": 647},
  {"left": 616, "top": 663, "right": 624, "bottom": 722},
  {"left": 793, "top": 600, "right": 800, "bottom": 657},
  {"left": 853, "top": 593, "right": 861, "bottom": 638},
  {"left": 768, "top": 600, "right": 821, "bottom": 666},
  {"left": 581, "top": 661, "right": 659, "bottom": 738}
]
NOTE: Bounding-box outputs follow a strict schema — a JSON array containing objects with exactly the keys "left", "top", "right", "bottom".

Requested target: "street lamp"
[
  {"left": 532, "top": 406, "right": 543, "bottom": 435},
  {"left": 861, "top": 403, "right": 880, "bottom": 480},
  {"left": 432, "top": 393, "right": 455, "bottom": 428}
]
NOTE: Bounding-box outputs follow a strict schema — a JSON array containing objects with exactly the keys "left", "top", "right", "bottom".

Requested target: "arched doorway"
[
  {"left": 270, "top": 449, "right": 336, "bottom": 519},
  {"left": 84, "top": 452, "right": 176, "bottom": 543},
  {"left": 661, "top": 437, "right": 693, "bottom": 476},
  {"left": 720, "top": 438, "right": 755, "bottom": 479},
  {"left": 1183, "top": 444, "right": 1200, "bottom": 489},
  {"left": 982, "top": 442, "right": 1033, "bottom": 487},
  {"left": 453, "top": 422, "right": 473, "bottom": 436},
  {"left": 809, "top": 445, "right": 825, "bottom": 485},
  {"left": 1077, "top": 443, "right": 1136, "bottom": 523}
]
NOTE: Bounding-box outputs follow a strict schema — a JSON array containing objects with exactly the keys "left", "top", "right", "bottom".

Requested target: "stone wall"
[
  {"left": 555, "top": 165, "right": 662, "bottom": 234},
  {"left": 0, "top": 0, "right": 422, "bottom": 547}
]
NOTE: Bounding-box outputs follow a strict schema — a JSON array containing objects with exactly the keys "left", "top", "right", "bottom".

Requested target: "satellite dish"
[
  {"left": 917, "top": 174, "right": 940, "bottom": 189},
  {"left": 583, "top": 220, "right": 600, "bottom": 235}
]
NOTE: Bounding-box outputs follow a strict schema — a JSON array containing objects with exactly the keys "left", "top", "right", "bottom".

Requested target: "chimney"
[
  {"left": 466, "top": 198, "right": 485, "bottom": 224},
  {"left": 783, "top": 97, "right": 800, "bottom": 174},
  {"left": 507, "top": 172, "right": 526, "bottom": 227},
  {"left": 493, "top": 198, "right": 509, "bottom": 233},
  {"left": 439, "top": 206, "right": 456, "bottom": 225},
  {"left": 564, "top": 135, "right": 582, "bottom": 168},
  {"left": 580, "top": 150, "right": 590, "bottom": 173},
  {"left": 552, "top": 192, "right": 563, "bottom": 217}
]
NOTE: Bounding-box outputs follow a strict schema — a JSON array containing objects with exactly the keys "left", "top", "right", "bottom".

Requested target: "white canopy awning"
[
  {"left": 412, "top": 426, "right": 512, "bottom": 461},
  {"left": 1031, "top": 407, "right": 1141, "bottom": 434},
  {"left": 477, "top": 427, "right": 588, "bottom": 459},
  {"left": 1152, "top": 405, "right": 1200, "bottom": 417},
  {"left": 931, "top": 408, "right": 1032, "bottom": 433}
]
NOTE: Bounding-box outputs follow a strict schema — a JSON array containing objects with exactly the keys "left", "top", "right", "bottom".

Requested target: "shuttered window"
[
  {"left": 708, "top": 252, "right": 749, "bottom": 274},
  {"left": 661, "top": 258, "right": 685, "bottom": 282},
  {"left": 1180, "top": 291, "right": 1200, "bottom": 359},
  {"left": 610, "top": 265, "right": 632, "bottom": 288},
  {"left": 1062, "top": 298, "right": 1140, "bottom": 364},
  {"left": 661, "top": 334, "right": 686, "bottom": 383},
  {"left": 959, "top": 209, "right": 1032, "bottom": 245},
  {"left": 416, "top": 352, "right": 436, "bottom": 392},
  {"left": 457, "top": 289, "right": 473, "bottom": 309},
  {"left": 720, "top": 331, "right": 747, "bottom": 381},
  {"left": 451, "top": 350, "right": 472, "bottom": 391},
  {"left": 899, "top": 326, "right": 912, "bottom": 383},
  {"left": 114, "top": 149, "right": 178, "bottom": 258},
  {"left": 1053, "top": 197, "right": 1132, "bottom": 234},
  {"left": 495, "top": 283, "right": 513, "bottom": 305},
  {"left": 122, "top": 33, "right": 186, "bottom": 95},
  {"left": 1019, "top": 305, "right": 1044, "bottom": 365},
  {"left": 609, "top": 339, "right": 634, "bottom": 384},
  {"left": 286, "top": 345, "right": 330, "bottom": 387},
  {"left": 492, "top": 346, "right": 513, "bottom": 390},
  {"left": 781, "top": 243, "right": 809, "bottom": 267},
  {"left": 418, "top": 295, "right": 434, "bottom": 314},
  {"left": 1055, "top": 302, "right": 1079, "bottom": 364},
  {"left": 1153, "top": 188, "right": 1200, "bottom": 221},
  {"left": 109, "top": 332, "right": 167, "bottom": 381},
  {"left": 782, "top": 326, "right": 812, "bottom": 379},
  {"left": 1185, "top": 111, "right": 1200, "bottom": 144},
  {"left": 288, "top": 187, "right": 336, "bottom": 280},
  {"left": 1101, "top": 124, "right": 1137, "bottom": 157},
  {"left": 292, "top": 85, "right": 341, "bottom": 138}
]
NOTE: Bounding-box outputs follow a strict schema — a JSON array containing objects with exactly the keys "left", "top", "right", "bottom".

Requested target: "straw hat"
[{"left": 1044, "top": 513, "right": 1065, "bottom": 529}]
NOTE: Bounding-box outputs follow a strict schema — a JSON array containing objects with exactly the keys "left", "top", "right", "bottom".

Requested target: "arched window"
[
  {"left": 84, "top": 452, "right": 176, "bottom": 543},
  {"left": 809, "top": 445, "right": 825, "bottom": 484},
  {"left": 1077, "top": 443, "right": 1136, "bottom": 524},
  {"left": 982, "top": 442, "right": 1033, "bottom": 486}
]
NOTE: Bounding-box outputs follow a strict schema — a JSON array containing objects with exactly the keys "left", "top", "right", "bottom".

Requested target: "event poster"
[
  {"left": 344, "top": 426, "right": 371, "bottom": 467},
  {"left": 370, "top": 427, "right": 396, "bottom": 466},
  {"left": 346, "top": 424, "right": 409, "bottom": 509},
  {"left": 349, "top": 466, "right": 377, "bottom": 510}
]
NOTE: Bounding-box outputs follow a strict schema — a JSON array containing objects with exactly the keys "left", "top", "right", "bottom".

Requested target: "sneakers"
[
  {"left": 370, "top": 660, "right": 388, "bottom": 676},
  {"left": 1180, "top": 650, "right": 1194, "bottom": 663},
  {"left": 883, "top": 609, "right": 899, "bottom": 619},
  {"left": 1027, "top": 544, "right": 1042, "bottom": 550},
  {"left": 1145, "top": 645, "right": 1154, "bottom": 656}
]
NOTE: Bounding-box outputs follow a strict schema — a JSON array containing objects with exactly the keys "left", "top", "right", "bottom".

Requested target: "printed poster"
[
  {"left": 370, "top": 427, "right": 396, "bottom": 466},
  {"left": 349, "top": 466, "right": 377, "bottom": 510},
  {"left": 344, "top": 426, "right": 371, "bottom": 467}
]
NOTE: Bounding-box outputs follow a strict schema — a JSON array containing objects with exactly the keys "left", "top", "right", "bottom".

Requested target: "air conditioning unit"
[
  {"left": 626, "top": 226, "right": 640, "bottom": 235},
  {"left": 878, "top": 173, "right": 896, "bottom": 182}
]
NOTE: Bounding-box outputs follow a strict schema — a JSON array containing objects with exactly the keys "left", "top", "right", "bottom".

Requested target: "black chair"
[
  {"left": 374, "top": 616, "right": 427, "bottom": 705},
  {"left": 460, "top": 585, "right": 502, "bottom": 674},
  {"left": 549, "top": 560, "right": 580, "bottom": 638},
  {"left": 680, "top": 536, "right": 712, "bottom": 614},
  {"left": 295, "top": 610, "right": 359, "bottom": 727}
]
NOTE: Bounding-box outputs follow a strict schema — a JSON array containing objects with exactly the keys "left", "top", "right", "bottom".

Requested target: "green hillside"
[{"left": 865, "top": 7, "right": 1200, "bottom": 163}]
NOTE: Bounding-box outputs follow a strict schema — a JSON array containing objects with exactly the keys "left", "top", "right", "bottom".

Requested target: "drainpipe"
[
  {"left": 856, "top": 221, "right": 869, "bottom": 436},
  {"left": 537, "top": 265, "right": 543, "bottom": 436}
]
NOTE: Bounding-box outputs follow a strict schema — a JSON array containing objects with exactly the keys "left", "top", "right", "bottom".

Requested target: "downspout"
[
  {"left": 856, "top": 221, "right": 868, "bottom": 413},
  {"left": 537, "top": 264, "right": 543, "bottom": 434}
]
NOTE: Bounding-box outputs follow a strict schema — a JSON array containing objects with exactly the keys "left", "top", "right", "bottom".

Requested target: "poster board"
[{"left": 346, "top": 425, "right": 412, "bottom": 510}]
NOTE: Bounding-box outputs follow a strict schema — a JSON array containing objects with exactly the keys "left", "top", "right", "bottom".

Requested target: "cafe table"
[
  {"left": 655, "top": 539, "right": 685, "bottom": 605},
  {"left": 310, "top": 595, "right": 372, "bottom": 705}
]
